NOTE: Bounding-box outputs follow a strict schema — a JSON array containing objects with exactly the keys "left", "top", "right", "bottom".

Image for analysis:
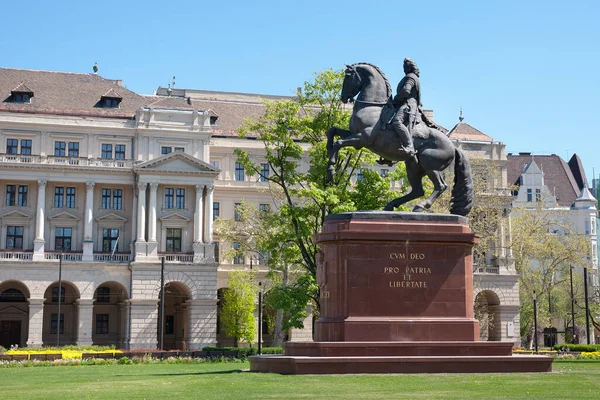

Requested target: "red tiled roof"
[
  {"left": 447, "top": 122, "right": 494, "bottom": 141},
  {"left": 507, "top": 154, "right": 582, "bottom": 207}
]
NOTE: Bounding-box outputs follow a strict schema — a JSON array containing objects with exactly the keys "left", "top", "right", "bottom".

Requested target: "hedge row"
[
  {"left": 553, "top": 344, "right": 600, "bottom": 352},
  {"left": 201, "top": 347, "right": 283, "bottom": 358}
]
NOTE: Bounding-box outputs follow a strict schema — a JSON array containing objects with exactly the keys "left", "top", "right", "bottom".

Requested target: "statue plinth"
[
  {"left": 315, "top": 211, "right": 478, "bottom": 342},
  {"left": 250, "top": 212, "right": 552, "bottom": 374}
]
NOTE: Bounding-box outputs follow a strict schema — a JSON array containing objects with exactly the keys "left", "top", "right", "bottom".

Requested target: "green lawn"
[{"left": 0, "top": 360, "right": 598, "bottom": 399}]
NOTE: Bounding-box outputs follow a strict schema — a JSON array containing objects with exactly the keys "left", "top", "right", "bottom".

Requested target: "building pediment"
[
  {"left": 95, "top": 212, "right": 128, "bottom": 223},
  {"left": 0, "top": 210, "right": 33, "bottom": 221},
  {"left": 48, "top": 211, "right": 80, "bottom": 222},
  {"left": 0, "top": 305, "right": 27, "bottom": 315},
  {"left": 159, "top": 212, "right": 191, "bottom": 222},
  {"left": 134, "top": 152, "right": 219, "bottom": 175}
]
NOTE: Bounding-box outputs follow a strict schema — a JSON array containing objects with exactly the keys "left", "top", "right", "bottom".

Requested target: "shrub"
[
  {"left": 118, "top": 356, "right": 133, "bottom": 365},
  {"left": 553, "top": 344, "right": 600, "bottom": 352}
]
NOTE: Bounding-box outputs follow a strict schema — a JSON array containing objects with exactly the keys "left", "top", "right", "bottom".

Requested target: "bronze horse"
[{"left": 326, "top": 63, "right": 473, "bottom": 216}]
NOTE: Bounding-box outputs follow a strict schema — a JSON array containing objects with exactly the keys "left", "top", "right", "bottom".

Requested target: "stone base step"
[
  {"left": 249, "top": 354, "right": 553, "bottom": 375},
  {"left": 285, "top": 341, "right": 514, "bottom": 357}
]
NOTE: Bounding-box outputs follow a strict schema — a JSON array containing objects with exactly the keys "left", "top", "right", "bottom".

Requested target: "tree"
[
  {"left": 220, "top": 269, "right": 257, "bottom": 347},
  {"left": 223, "top": 69, "right": 407, "bottom": 336},
  {"left": 509, "top": 204, "right": 591, "bottom": 345}
]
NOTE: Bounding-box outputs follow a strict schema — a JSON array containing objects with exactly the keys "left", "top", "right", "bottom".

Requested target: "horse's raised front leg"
[
  {"left": 383, "top": 160, "right": 425, "bottom": 211},
  {"left": 413, "top": 170, "right": 448, "bottom": 211},
  {"left": 326, "top": 127, "right": 352, "bottom": 182}
]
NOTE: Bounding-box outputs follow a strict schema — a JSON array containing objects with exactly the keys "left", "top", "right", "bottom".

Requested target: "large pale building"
[{"left": 0, "top": 69, "right": 219, "bottom": 350}]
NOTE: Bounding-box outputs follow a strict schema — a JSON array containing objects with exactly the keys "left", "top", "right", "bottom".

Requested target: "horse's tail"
[{"left": 450, "top": 148, "right": 474, "bottom": 216}]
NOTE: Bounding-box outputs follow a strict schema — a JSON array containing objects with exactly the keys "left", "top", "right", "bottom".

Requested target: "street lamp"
[
  {"left": 584, "top": 267, "right": 591, "bottom": 345},
  {"left": 570, "top": 266, "right": 576, "bottom": 344},
  {"left": 533, "top": 290, "right": 538, "bottom": 354},
  {"left": 249, "top": 255, "right": 263, "bottom": 355}
]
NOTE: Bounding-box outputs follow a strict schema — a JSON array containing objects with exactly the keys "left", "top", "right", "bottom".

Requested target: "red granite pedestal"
[{"left": 250, "top": 212, "right": 552, "bottom": 374}]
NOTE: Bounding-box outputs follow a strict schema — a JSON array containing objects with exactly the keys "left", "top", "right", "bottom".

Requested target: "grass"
[{"left": 0, "top": 360, "right": 598, "bottom": 399}]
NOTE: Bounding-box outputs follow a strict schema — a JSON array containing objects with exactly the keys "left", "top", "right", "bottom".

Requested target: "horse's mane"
[{"left": 352, "top": 62, "right": 392, "bottom": 98}]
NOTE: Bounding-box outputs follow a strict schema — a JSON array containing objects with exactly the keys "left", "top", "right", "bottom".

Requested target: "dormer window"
[
  {"left": 100, "top": 88, "right": 122, "bottom": 108},
  {"left": 10, "top": 82, "right": 34, "bottom": 103},
  {"left": 103, "top": 97, "right": 120, "bottom": 108},
  {"left": 209, "top": 116, "right": 218, "bottom": 126}
]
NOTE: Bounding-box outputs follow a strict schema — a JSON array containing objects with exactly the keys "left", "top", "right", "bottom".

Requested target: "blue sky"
[{"left": 3, "top": 0, "right": 599, "bottom": 180}]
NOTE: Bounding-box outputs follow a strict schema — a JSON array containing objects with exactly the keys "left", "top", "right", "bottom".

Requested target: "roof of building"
[
  {"left": 0, "top": 68, "right": 205, "bottom": 119},
  {"left": 507, "top": 153, "right": 585, "bottom": 207},
  {"left": 447, "top": 122, "right": 494, "bottom": 141}
]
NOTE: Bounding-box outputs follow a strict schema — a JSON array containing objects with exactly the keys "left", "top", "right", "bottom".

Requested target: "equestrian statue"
[{"left": 326, "top": 59, "right": 473, "bottom": 216}]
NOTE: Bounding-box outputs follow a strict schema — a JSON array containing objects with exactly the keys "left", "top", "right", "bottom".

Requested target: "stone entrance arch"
[
  {"left": 158, "top": 282, "right": 190, "bottom": 350},
  {"left": 0, "top": 281, "right": 30, "bottom": 348},
  {"left": 475, "top": 290, "right": 501, "bottom": 341},
  {"left": 43, "top": 281, "right": 80, "bottom": 346},
  {"left": 93, "top": 282, "right": 128, "bottom": 348}
]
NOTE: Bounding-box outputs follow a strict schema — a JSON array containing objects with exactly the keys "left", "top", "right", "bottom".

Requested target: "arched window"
[{"left": 0, "top": 288, "right": 26, "bottom": 302}]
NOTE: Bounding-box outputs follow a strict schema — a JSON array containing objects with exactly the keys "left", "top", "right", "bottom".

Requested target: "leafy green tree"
[
  {"left": 221, "top": 269, "right": 257, "bottom": 347},
  {"left": 509, "top": 205, "right": 591, "bottom": 346},
  {"left": 221, "top": 69, "right": 407, "bottom": 337}
]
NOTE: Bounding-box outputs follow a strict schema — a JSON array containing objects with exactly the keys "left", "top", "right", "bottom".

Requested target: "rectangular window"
[
  {"left": 115, "top": 144, "right": 126, "bottom": 160},
  {"left": 54, "top": 141, "right": 66, "bottom": 157},
  {"left": 535, "top": 188, "right": 541, "bottom": 202},
  {"left": 112, "top": 189, "right": 122, "bottom": 210},
  {"left": 20, "top": 139, "right": 32, "bottom": 155},
  {"left": 235, "top": 162, "right": 245, "bottom": 181},
  {"left": 357, "top": 169, "right": 364, "bottom": 182},
  {"left": 165, "top": 315, "right": 175, "bottom": 335},
  {"left": 259, "top": 203, "right": 270, "bottom": 217},
  {"left": 526, "top": 188, "right": 532, "bottom": 202},
  {"left": 210, "top": 161, "right": 220, "bottom": 169},
  {"left": 51, "top": 314, "right": 64, "bottom": 335},
  {"left": 258, "top": 251, "right": 269, "bottom": 265},
  {"left": 52, "top": 286, "right": 66, "bottom": 303},
  {"left": 96, "top": 287, "right": 110, "bottom": 303},
  {"left": 259, "top": 163, "right": 269, "bottom": 182},
  {"left": 95, "top": 314, "right": 109, "bottom": 335},
  {"left": 66, "top": 187, "right": 76, "bottom": 208},
  {"left": 380, "top": 169, "right": 389, "bottom": 178},
  {"left": 17, "top": 186, "right": 27, "bottom": 206},
  {"left": 6, "top": 226, "right": 24, "bottom": 249},
  {"left": 232, "top": 242, "right": 244, "bottom": 264},
  {"left": 176, "top": 188, "right": 185, "bottom": 209},
  {"left": 234, "top": 203, "right": 241, "bottom": 222},
  {"left": 213, "top": 202, "right": 220, "bottom": 221},
  {"left": 102, "top": 189, "right": 111, "bottom": 209},
  {"left": 102, "top": 229, "right": 119, "bottom": 252},
  {"left": 166, "top": 228, "right": 182, "bottom": 252},
  {"left": 55, "top": 227, "right": 72, "bottom": 251},
  {"left": 54, "top": 187, "right": 64, "bottom": 208},
  {"left": 6, "top": 185, "right": 16, "bottom": 206},
  {"left": 174, "top": 147, "right": 185, "bottom": 152},
  {"left": 101, "top": 144, "right": 113, "bottom": 159},
  {"left": 161, "top": 146, "right": 172, "bottom": 155},
  {"left": 164, "top": 188, "right": 174, "bottom": 209},
  {"left": 6, "top": 139, "right": 18, "bottom": 154},
  {"left": 68, "top": 142, "right": 79, "bottom": 158}
]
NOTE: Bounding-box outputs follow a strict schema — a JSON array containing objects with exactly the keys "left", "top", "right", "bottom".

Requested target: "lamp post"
[
  {"left": 533, "top": 290, "right": 538, "bottom": 354},
  {"left": 158, "top": 256, "right": 165, "bottom": 351},
  {"left": 249, "top": 255, "right": 262, "bottom": 354},
  {"left": 56, "top": 253, "right": 63, "bottom": 347},
  {"left": 570, "top": 266, "right": 576, "bottom": 344},
  {"left": 584, "top": 267, "right": 591, "bottom": 345}
]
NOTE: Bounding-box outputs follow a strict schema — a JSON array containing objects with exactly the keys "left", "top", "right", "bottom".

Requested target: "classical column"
[
  {"left": 82, "top": 182, "right": 95, "bottom": 261},
  {"left": 147, "top": 182, "right": 159, "bottom": 257},
  {"left": 75, "top": 299, "right": 94, "bottom": 346},
  {"left": 136, "top": 182, "right": 148, "bottom": 242},
  {"left": 27, "top": 299, "right": 44, "bottom": 347},
  {"left": 118, "top": 301, "right": 131, "bottom": 349},
  {"left": 32, "top": 180, "right": 47, "bottom": 261},
  {"left": 194, "top": 184, "right": 204, "bottom": 243},
  {"left": 203, "top": 184, "right": 214, "bottom": 243},
  {"left": 135, "top": 182, "right": 148, "bottom": 259}
]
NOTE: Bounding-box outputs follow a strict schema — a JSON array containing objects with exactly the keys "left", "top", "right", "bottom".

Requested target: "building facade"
[{"left": 0, "top": 69, "right": 219, "bottom": 350}]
